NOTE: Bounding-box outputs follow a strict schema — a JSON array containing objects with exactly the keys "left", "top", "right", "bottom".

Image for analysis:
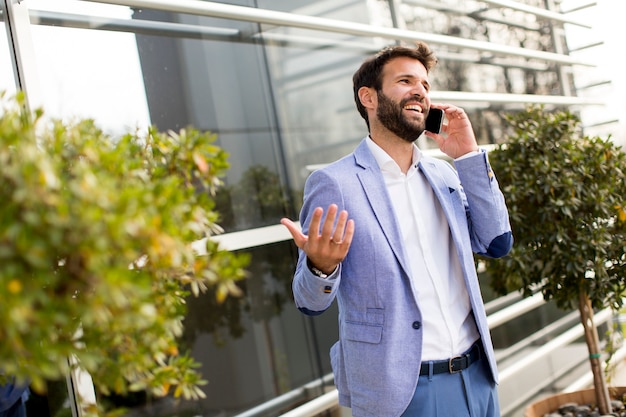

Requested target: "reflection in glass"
[
  {"left": 100, "top": 240, "right": 338, "bottom": 416},
  {"left": 27, "top": 1, "right": 150, "bottom": 135},
  {"left": 215, "top": 165, "right": 291, "bottom": 231},
  {"left": 25, "top": 380, "right": 72, "bottom": 417}
]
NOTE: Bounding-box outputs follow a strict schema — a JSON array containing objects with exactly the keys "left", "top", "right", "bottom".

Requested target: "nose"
[{"left": 410, "top": 83, "right": 427, "bottom": 98}]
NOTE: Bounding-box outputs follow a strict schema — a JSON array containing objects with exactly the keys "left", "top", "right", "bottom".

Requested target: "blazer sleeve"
[
  {"left": 453, "top": 149, "right": 513, "bottom": 258},
  {"left": 291, "top": 168, "right": 344, "bottom": 316}
]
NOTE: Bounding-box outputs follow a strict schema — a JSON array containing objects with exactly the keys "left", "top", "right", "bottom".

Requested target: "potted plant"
[
  {"left": 0, "top": 92, "right": 249, "bottom": 416},
  {"left": 482, "top": 105, "right": 626, "bottom": 415}
]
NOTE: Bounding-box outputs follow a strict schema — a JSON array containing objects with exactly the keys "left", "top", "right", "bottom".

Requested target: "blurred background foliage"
[{"left": 0, "top": 92, "right": 249, "bottom": 415}]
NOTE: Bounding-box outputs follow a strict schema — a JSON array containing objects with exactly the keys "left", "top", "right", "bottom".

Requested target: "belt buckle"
[{"left": 448, "top": 355, "right": 463, "bottom": 374}]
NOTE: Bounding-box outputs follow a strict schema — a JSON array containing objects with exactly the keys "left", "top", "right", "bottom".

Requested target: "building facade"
[{"left": 1, "top": 1, "right": 617, "bottom": 416}]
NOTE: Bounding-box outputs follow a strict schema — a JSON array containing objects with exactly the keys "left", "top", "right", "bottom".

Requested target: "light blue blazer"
[{"left": 292, "top": 138, "right": 513, "bottom": 417}]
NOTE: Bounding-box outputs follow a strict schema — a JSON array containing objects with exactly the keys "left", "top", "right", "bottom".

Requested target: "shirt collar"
[{"left": 365, "top": 136, "right": 423, "bottom": 175}]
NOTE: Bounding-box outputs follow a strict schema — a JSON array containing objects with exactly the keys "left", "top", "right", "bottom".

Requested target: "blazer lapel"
[{"left": 353, "top": 140, "right": 412, "bottom": 280}]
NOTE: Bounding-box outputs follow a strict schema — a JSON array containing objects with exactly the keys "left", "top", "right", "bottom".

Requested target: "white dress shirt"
[{"left": 366, "top": 137, "right": 479, "bottom": 360}]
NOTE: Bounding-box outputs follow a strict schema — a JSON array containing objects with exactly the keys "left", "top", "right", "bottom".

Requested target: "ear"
[{"left": 358, "top": 86, "right": 376, "bottom": 110}]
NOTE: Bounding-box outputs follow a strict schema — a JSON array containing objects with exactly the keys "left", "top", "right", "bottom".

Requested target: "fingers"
[
  {"left": 331, "top": 209, "right": 349, "bottom": 244},
  {"left": 280, "top": 218, "right": 307, "bottom": 248},
  {"left": 319, "top": 205, "right": 338, "bottom": 243},
  {"left": 444, "top": 105, "right": 466, "bottom": 120},
  {"left": 423, "top": 128, "right": 443, "bottom": 144},
  {"left": 311, "top": 204, "right": 350, "bottom": 247},
  {"left": 281, "top": 204, "right": 354, "bottom": 274},
  {"left": 304, "top": 206, "right": 324, "bottom": 245},
  {"left": 280, "top": 204, "right": 353, "bottom": 247},
  {"left": 337, "top": 218, "right": 355, "bottom": 248},
  {"left": 426, "top": 103, "right": 478, "bottom": 159},
  {"left": 434, "top": 103, "right": 467, "bottom": 120}
]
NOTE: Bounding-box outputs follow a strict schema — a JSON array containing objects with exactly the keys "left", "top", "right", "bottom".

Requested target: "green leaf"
[
  {"left": 0, "top": 92, "right": 249, "bottom": 414},
  {"left": 481, "top": 105, "right": 626, "bottom": 312}
]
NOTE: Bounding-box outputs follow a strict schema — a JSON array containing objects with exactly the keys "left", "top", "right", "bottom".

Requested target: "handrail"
[
  {"left": 484, "top": 290, "right": 523, "bottom": 315},
  {"left": 27, "top": 11, "right": 605, "bottom": 108},
  {"left": 401, "top": 0, "right": 541, "bottom": 32},
  {"left": 477, "top": 0, "right": 591, "bottom": 28},
  {"left": 278, "top": 390, "right": 339, "bottom": 417},
  {"left": 232, "top": 374, "right": 334, "bottom": 417},
  {"left": 564, "top": 345, "right": 626, "bottom": 392},
  {"left": 274, "top": 306, "right": 615, "bottom": 417},
  {"left": 30, "top": 9, "right": 240, "bottom": 39},
  {"left": 487, "top": 292, "right": 546, "bottom": 329},
  {"left": 494, "top": 310, "right": 580, "bottom": 362},
  {"left": 500, "top": 354, "right": 589, "bottom": 416},
  {"left": 561, "top": 1, "right": 597, "bottom": 14},
  {"left": 227, "top": 287, "right": 551, "bottom": 417},
  {"left": 430, "top": 91, "right": 604, "bottom": 106},
  {"left": 498, "top": 308, "right": 612, "bottom": 383},
  {"left": 81, "top": 0, "right": 594, "bottom": 66},
  {"left": 406, "top": 0, "right": 592, "bottom": 28},
  {"left": 499, "top": 309, "right": 616, "bottom": 415},
  {"left": 28, "top": 10, "right": 572, "bottom": 76}
]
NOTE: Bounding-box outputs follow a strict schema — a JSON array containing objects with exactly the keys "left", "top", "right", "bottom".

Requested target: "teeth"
[{"left": 404, "top": 105, "right": 422, "bottom": 112}]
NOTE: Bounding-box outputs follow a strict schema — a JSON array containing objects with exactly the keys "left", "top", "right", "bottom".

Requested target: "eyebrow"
[{"left": 395, "top": 73, "right": 431, "bottom": 89}]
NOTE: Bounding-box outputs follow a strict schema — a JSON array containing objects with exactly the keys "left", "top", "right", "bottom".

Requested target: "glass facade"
[
  {"left": 27, "top": 2, "right": 150, "bottom": 134},
  {"left": 0, "top": 27, "right": 16, "bottom": 95},
  {"left": 130, "top": 2, "right": 376, "bottom": 223},
  {"left": 2, "top": 1, "right": 619, "bottom": 416}
]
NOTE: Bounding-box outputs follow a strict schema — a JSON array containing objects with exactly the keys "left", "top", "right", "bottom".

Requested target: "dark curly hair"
[{"left": 353, "top": 42, "right": 437, "bottom": 129}]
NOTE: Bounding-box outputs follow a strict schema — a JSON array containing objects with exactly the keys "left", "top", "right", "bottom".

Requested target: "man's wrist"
[{"left": 307, "top": 258, "right": 336, "bottom": 278}]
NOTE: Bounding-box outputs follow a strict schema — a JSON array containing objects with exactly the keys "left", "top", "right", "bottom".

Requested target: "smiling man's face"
[{"left": 375, "top": 56, "right": 431, "bottom": 143}]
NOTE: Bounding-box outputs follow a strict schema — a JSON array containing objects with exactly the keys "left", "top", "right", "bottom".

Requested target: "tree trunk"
[{"left": 578, "top": 291, "right": 612, "bottom": 414}]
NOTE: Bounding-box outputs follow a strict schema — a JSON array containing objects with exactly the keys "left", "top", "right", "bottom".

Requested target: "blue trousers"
[{"left": 400, "top": 354, "right": 500, "bottom": 417}]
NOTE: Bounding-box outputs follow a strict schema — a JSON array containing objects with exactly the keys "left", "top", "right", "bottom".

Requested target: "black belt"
[{"left": 419, "top": 342, "right": 481, "bottom": 375}]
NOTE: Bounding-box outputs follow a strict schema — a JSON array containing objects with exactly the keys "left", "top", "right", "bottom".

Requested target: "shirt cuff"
[
  {"left": 454, "top": 149, "right": 482, "bottom": 161},
  {"left": 307, "top": 258, "right": 339, "bottom": 279}
]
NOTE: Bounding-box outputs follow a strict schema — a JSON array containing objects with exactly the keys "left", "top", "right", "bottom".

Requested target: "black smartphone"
[{"left": 425, "top": 108, "right": 444, "bottom": 134}]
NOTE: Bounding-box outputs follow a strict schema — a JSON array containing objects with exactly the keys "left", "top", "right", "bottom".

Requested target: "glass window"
[
  {"left": 0, "top": 16, "right": 17, "bottom": 95},
  {"left": 262, "top": 28, "right": 373, "bottom": 196},
  {"left": 130, "top": 9, "right": 291, "bottom": 231},
  {"left": 27, "top": 0, "right": 150, "bottom": 135}
]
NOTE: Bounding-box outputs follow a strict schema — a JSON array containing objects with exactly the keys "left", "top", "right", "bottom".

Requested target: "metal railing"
[
  {"left": 477, "top": 0, "right": 591, "bottom": 27},
  {"left": 81, "top": 0, "right": 593, "bottom": 66},
  {"left": 233, "top": 374, "right": 335, "bottom": 417},
  {"left": 403, "top": 0, "right": 590, "bottom": 28},
  {"left": 27, "top": 6, "right": 605, "bottom": 109},
  {"left": 273, "top": 300, "right": 615, "bottom": 417}
]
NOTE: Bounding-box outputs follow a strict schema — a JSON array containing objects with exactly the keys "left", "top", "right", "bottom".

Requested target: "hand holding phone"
[{"left": 425, "top": 108, "right": 444, "bottom": 134}]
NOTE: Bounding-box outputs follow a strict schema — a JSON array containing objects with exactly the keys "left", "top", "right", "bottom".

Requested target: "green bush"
[
  {"left": 483, "top": 105, "right": 626, "bottom": 413},
  {"left": 0, "top": 92, "right": 248, "bottom": 414},
  {"left": 485, "top": 106, "right": 626, "bottom": 309}
]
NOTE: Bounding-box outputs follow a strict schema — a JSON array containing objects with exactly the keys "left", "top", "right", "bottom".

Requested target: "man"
[{"left": 281, "top": 42, "right": 512, "bottom": 417}]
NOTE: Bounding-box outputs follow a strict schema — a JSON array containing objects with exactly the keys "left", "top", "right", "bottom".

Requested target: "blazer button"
[{"left": 412, "top": 321, "right": 421, "bottom": 330}]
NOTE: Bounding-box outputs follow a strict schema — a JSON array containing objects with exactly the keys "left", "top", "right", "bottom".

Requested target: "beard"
[{"left": 376, "top": 91, "right": 425, "bottom": 143}]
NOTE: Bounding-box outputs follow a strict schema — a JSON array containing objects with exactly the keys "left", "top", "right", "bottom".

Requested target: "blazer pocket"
[{"left": 344, "top": 321, "right": 383, "bottom": 344}]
